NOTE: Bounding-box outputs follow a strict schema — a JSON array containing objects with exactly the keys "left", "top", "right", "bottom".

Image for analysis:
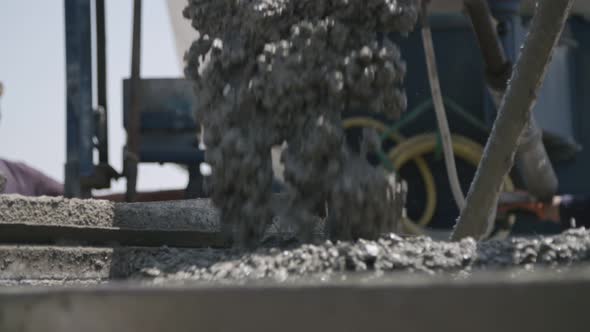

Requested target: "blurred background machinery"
[
  {"left": 64, "top": 0, "right": 204, "bottom": 200},
  {"left": 387, "top": 0, "right": 590, "bottom": 235},
  {"left": 63, "top": 0, "right": 590, "bottom": 235}
]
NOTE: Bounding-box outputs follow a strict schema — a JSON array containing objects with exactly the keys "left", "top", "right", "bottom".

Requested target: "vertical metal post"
[
  {"left": 64, "top": 0, "right": 94, "bottom": 198},
  {"left": 96, "top": 0, "right": 109, "bottom": 165},
  {"left": 125, "top": 0, "right": 142, "bottom": 202}
]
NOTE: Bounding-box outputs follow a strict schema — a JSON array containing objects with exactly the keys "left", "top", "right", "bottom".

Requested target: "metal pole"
[
  {"left": 64, "top": 0, "right": 94, "bottom": 198},
  {"left": 421, "top": 1, "right": 466, "bottom": 211},
  {"left": 125, "top": 0, "right": 142, "bottom": 202},
  {"left": 96, "top": 0, "right": 109, "bottom": 165},
  {"left": 453, "top": 0, "right": 575, "bottom": 241}
]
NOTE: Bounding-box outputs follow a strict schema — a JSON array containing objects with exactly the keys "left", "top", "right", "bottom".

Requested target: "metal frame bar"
[
  {"left": 96, "top": 0, "right": 109, "bottom": 165},
  {"left": 125, "top": 0, "right": 143, "bottom": 202},
  {"left": 64, "top": 0, "right": 94, "bottom": 198}
]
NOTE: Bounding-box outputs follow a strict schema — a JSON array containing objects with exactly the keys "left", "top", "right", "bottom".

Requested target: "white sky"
[{"left": 0, "top": 1, "right": 191, "bottom": 193}]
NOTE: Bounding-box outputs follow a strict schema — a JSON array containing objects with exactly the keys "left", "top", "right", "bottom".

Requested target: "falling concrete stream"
[{"left": 183, "top": 0, "right": 419, "bottom": 247}]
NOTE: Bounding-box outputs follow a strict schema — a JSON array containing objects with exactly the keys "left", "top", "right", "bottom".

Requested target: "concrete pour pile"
[
  {"left": 183, "top": 0, "right": 419, "bottom": 247},
  {"left": 146, "top": 228, "right": 590, "bottom": 283},
  {"left": 1, "top": 195, "right": 590, "bottom": 285}
]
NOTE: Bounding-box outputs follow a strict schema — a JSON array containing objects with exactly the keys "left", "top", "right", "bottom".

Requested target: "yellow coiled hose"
[{"left": 342, "top": 117, "right": 515, "bottom": 236}]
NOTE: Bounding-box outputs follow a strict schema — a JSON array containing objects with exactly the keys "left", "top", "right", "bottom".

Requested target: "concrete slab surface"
[
  {"left": 0, "top": 194, "right": 219, "bottom": 231},
  {"left": 1, "top": 270, "right": 590, "bottom": 332}
]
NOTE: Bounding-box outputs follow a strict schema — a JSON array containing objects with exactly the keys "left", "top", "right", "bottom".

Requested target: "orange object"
[{"left": 497, "top": 191, "right": 560, "bottom": 223}]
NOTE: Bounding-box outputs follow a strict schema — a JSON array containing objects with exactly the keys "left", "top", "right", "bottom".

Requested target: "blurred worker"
[
  {"left": 0, "top": 160, "right": 63, "bottom": 196},
  {"left": 0, "top": 82, "right": 3, "bottom": 123},
  {"left": 499, "top": 191, "right": 590, "bottom": 230},
  {"left": 0, "top": 81, "right": 64, "bottom": 196}
]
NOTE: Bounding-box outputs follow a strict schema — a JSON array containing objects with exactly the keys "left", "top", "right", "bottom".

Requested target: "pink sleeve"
[{"left": 0, "top": 160, "right": 63, "bottom": 196}]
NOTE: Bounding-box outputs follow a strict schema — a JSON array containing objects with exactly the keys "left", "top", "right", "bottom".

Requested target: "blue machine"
[
  {"left": 122, "top": 78, "right": 205, "bottom": 198},
  {"left": 64, "top": 0, "right": 205, "bottom": 199}
]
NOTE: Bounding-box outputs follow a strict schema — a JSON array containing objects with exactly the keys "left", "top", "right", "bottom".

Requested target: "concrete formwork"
[
  {"left": 1, "top": 270, "right": 590, "bottom": 332},
  {"left": 4, "top": 195, "right": 590, "bottom": 286},
  {"left": 1, "top": 196, "right": 590, "bottom": 331}
]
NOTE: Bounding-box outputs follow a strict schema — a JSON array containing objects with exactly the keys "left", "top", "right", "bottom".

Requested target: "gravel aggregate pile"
[{"left": 141, "top": 228, "right": 590, "bottom": 283}]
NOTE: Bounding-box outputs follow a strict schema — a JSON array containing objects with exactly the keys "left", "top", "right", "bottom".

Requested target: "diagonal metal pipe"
[
  {"left": 464, "top": 0, "right": 558, "bottom": 202},
  {"left": 453, "top": 0, "right": 574, "bottom": 241}
]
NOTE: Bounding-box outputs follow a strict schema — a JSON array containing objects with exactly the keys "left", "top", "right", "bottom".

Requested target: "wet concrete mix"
[{"left": 183, "top": 0, "right": 419, "bottom": 247}]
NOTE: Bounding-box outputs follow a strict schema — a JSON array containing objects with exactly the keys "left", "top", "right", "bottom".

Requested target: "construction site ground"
[
  {"left": 1, "top": 194, "right": 590, "bottom": 331},
  {"left": 1, "top": 194, "right": 590, "bottom": 285}
]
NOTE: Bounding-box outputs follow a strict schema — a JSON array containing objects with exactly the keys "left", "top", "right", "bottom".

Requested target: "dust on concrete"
[
  {"left": 3, "top": 195, "right": 590, "bottom": 285},
  {"left": 3, "top": 225, "right": 590, "bottom": 285},
  {"left": 183, "top": 0, "right": 419, "bottom": 247},
  {"left": 0, "top": 194, "right": 115, "bottom": 228},
  {"left": 0, "top": 172, "right": 6, "bottom": 193},
  {"left": 0, "top": 245, "right": 229, "bottom": 285},
  {"left": 0, "top": 194, "right": 219, "bottom": 232},
  {"left": 0, "top": 194, "right": 327, "bottom": 243}
]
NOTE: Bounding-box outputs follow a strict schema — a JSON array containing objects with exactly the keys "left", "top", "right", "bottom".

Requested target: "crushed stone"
[{"left": 138, "top": 228, "right": 590, "bottom": 283}]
